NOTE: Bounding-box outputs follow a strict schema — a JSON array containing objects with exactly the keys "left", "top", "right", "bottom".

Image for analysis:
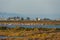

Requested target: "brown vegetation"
[
  {"left": 0, "top": 27, "right": 60, "bottom": 40},
  {"left": 0, "top": 20, "right": 60, "bottom": 25}
]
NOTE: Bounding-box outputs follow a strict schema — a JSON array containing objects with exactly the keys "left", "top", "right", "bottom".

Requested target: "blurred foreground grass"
[{"left": 0, "top": 26, "right": 60, "bottom": 40}]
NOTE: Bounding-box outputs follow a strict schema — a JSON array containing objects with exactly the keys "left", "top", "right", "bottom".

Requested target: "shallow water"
[
  {"left": 0, "top": 24, "right": 60, "bottom": 28},
  {"left": 0, "top": 36, "right": 24, "bottom": 39}
]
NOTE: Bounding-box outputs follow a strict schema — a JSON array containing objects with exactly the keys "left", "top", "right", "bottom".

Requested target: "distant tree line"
[{"left": 0, "top": 16, "right": 53, "bottom": 21}]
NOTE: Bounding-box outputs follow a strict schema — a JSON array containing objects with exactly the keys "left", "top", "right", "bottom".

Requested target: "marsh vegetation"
[{"left": 0, "top": 26, "right": 60, "bottom": 40}]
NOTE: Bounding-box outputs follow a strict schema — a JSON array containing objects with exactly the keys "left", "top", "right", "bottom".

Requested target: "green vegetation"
[{"left": 0, "top": 27, "right": 7, "bottom": 30}]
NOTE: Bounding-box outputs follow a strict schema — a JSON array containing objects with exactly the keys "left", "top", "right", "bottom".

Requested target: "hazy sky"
[{"left": 0, "top": 0, "right": 60, "bottom": 19}]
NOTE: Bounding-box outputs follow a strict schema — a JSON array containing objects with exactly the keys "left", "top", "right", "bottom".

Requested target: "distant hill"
[{"left": 0, "top": 12, "right": 24, "bottom": 18}]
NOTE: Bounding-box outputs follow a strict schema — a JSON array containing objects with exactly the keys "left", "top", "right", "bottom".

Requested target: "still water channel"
[
  {"left": 0, "top": 24, "right": 60, "bottom": 38},
  {"left": 0, "top": 24, "right": 60, "bottom": 28}
]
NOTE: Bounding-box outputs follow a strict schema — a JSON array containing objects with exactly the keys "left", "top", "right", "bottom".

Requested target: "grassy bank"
[{"left": 0, "top": 27, "right": 60, "bottom": 40}]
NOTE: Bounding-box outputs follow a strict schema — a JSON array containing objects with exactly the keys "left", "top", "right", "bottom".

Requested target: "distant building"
[
  {"left": 55, "top": 18, "right": 60, "bottom": 21},
  {"left": 7, "top": 17, "right": 20, "bottom": 21},
  {"left": 7, "top": 17, "right": 14, "bottom": 21},
  {"left": 36, "top": 18, "right": 41, "bottom": 21},
  {"left": 0, "top": 18, "right": 7, "bottom": 21},
  {"left": 43, "top": 18, "right": 51, "bottom": 21}
]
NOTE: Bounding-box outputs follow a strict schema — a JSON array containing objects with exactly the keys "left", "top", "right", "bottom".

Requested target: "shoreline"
[{"left": 0, "top": 20, "right": 60, "bottom": 25}]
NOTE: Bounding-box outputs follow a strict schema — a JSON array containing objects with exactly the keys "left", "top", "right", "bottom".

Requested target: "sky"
[{"left": 0, "top": 0, "right": 60, "bottom": 19}]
